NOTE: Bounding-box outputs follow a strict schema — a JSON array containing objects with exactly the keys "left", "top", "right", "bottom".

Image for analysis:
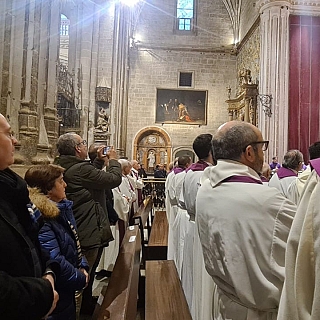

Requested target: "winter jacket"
[
  {"left": 58, "top": 155, "right": 122, "bottom": 249},
  {"left": 29, "top": 188, "right": 89, "bottom": 320},
  {"left": 0, "top": 169, "right": 55, "bottom": 320}
]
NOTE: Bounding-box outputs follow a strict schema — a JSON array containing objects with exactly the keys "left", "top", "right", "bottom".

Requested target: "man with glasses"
[
  {"left": 196, "top": 121, "right": 296, "bottom": 320},
  {"left": 56, "top": 132, "right": 122, "bottom": 316}
]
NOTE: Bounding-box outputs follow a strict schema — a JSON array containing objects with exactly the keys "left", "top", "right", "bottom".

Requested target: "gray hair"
[
  {"left": 118, "top": 159, "right": 131, "bottom": 170},
  {"left": 282, "top": 149, "right": 303, "bottom": 170},
  {"left": 212, "top": 122, "right": 258, "bottom": 161},
  {"left": 56, "top": 132, "right": 79, "bottom": 156}
]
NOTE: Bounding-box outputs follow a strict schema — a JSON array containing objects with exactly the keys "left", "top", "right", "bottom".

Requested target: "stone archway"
[{"left": 133, "top": 127, "right": 172, "bottom": 174}]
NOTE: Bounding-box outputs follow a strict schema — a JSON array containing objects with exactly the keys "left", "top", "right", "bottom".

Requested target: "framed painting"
[{"left": 155, "top": 88, "right": 207, "bottom": 125}]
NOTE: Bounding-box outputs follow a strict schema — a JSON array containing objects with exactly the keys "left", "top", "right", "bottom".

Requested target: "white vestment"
[
  {"left": 180, "top": 167, "right": 215, "bottom": 320},
  {"left": 165, "top": 170, "right": 178, "bottom": 260},
  {"left": 170, "top": 170, "right": 187, "bottom": 275},
  {"left": 196, "top": 160, "right": 296, "bottom": 320},
  {"left": 278, "top": 159, "right": 320, "bottom": 320},
  {"left": 268, "top": 168, "right": 297, "bottom": 199},
  {"left": 287, "top": 166, "right": 311, "bottom": 205}
]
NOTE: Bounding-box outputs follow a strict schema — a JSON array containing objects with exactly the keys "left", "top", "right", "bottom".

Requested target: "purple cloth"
[
  {"left": 270, "top": 162, "right": 281, "bottom": 170},
  {"left": 260, "top": 176, "right": 269, "bottom": 182},
  {"left": 173, "top": 167, "right": 184, "bottom": 174},
  {"left": 222, "top": 175, "right": 263, "bottom": 185},
  {"left": 186, "top": 161, "right": 209, "bottom": 173},
  {"left": 277, "top": 167, "right": 297, "bottom": 179},
  {"left": 310, "top": 158, "right": 320, "bottom": 176}
]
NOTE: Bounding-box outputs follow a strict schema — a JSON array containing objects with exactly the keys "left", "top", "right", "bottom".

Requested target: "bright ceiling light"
[{"left": 120, "top": 0, "right": 141, "bottom": 7}]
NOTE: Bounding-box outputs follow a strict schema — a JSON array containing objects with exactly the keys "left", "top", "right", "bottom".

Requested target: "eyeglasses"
[
  {"left": 0, "top": 131, "right": 15, "bottom": 139},
  {"left": 76, "top": 140, "right": 87, "bottom": 146},
  {"left": 243, "top": 140, "right": 269, "bottom": 152}
]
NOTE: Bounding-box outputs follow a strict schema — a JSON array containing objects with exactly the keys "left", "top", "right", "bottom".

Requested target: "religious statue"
[
  {"left": 147, "top": 151, "right": 155, "bottom": 170},
  {"left": 95, "top": 107, "right": 109, "bottom": 132}
]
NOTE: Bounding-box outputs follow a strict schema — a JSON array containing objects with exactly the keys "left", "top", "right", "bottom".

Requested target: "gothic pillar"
[
  {"left": 111, "top": 3, "right": 131, "bottom": 157},
  {"left": 258, "top": 1, "right": 290, "bottom": 162}
]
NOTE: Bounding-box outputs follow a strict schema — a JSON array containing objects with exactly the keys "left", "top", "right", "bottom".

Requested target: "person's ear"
[{"left": 243, "top": 145, "right": 255, "bottom": 163}]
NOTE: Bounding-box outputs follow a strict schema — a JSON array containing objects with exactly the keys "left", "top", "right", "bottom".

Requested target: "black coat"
[
  {"left": 58, "top": 156, "right": 122, "bottom": 249},
  {"left": 0, "top": 169, "right": 54, "bottom": 320}
]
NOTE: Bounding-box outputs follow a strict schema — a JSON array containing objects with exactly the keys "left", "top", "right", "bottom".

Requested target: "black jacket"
[
  {"left": 0, "top": 169, "right": 55, "bottom": 320},
  {"left": 58, "top": 155, "right": 122, "bottom": 249}
]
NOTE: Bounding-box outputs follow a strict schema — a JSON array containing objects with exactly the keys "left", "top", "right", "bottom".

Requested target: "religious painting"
[{"left": 155, "top": 88, "right": 207, "bottom": 125}]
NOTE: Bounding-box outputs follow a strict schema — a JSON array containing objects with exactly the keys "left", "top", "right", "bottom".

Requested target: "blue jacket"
[{"left": 29, "top": 188, "right": 89, "bottom": 320}]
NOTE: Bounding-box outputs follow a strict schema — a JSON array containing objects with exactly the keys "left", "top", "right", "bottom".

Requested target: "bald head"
[{"left": 213, "top": 121, "right": 261, "bottom": 161}]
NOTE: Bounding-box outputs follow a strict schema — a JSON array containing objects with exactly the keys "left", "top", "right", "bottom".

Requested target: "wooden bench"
[
  {"left": 145, "top": 260, "right": 192, "bottom": 320},
  {"left": 147, "top": 211, "right": 168, "bottom": 260},
  {"left": 92, "top": 225, "right": 141, "bottom": 320},
  {"left": 131, "top": 195, "right": 153, "bottom": 237}
]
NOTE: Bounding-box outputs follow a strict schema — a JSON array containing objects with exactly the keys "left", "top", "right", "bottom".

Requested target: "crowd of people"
[
  {"left": 1, "top": 112, "right": 320, "bottom": 320},
  {"left": 165, "top": 121, "right": 320, "bottom": 320}
]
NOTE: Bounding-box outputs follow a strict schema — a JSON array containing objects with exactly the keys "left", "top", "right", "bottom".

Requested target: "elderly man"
[
  {"left": 56, "top": 133, "right": 122, "bottom": 315},
  {"left": 268, "top": 149, "right": 303, "bottom": 198},
  {"left": 0, "top": 113, "right": 59, "bottom": 319},
  {"left": 196, "top": 121, "right": 296, "bottom": 320},
  {"left": 287, "top": 141, "right": 320, "bottom": 205}
]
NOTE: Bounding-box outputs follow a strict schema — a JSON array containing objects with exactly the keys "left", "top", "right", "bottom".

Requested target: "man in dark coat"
[
  {"left": 56, "top": 133, "right": 122, "bottom": 315},
  {"left": 0, "top": 113, "right": 59, "bottom": 319}
]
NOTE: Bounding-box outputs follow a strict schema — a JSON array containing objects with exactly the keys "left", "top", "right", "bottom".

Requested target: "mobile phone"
[{"left": 103, "top": 146, "right": 110, "bottom": 155}]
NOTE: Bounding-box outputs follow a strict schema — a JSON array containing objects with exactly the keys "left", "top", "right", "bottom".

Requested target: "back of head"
[
  {"left": 118, "top": 158, "right": 131, "bottom": 171},
  {"left": 178, "top": 155, "right": 192, "bottom": 169},
  {"left": 25, "top": 164, "right": 64, "bottom": 195},
  {"left": 57, "top": 132, "right": 78, "bottom": 156},
  {"left": 88, "top": 143, "right": 100, "bottom": 162},
  {"left": 212, "top": 121, "right": 258, "bottom": 161},
  {"left": 282, "top": 149, "right": 303, "bottom": 170},
  {"left": 193, "top": 134, "right": 213, "bottom": 160},
  {"left": 309, "top": 141, "right": 320, "bottom": 160}
]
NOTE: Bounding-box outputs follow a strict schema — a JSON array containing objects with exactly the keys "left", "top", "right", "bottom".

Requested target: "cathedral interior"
[{"left": 1, "top": 0, "right": 320, "bottom": 174}]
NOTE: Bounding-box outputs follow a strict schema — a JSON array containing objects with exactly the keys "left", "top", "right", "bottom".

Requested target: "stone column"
[
  {"left": 258, "top": 1, "right": 290, "bottom": 162},
  {"left": 111, "top": 3, "right": 131, "bottom": 157}
]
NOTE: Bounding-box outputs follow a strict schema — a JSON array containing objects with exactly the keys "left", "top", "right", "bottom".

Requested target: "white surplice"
[
  {"left": 196, "top": 160, "right": 296, "bottom": 320},
  {"left": 278, "top": 159, "right": 320, "bottom": 320},
  {"left": 180, "top": 167, "right": 215, "bottom": 320}
]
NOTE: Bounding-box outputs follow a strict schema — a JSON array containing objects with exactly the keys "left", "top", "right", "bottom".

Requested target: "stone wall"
[
  {"left": 124, "top": 0, "right": 237, "bottom": 159},
  {"left": 239, "top": 0, "right": 260, "bottom": 41}
]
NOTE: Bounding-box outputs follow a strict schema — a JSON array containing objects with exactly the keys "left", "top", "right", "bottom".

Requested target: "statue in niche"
[
  {"left": 95, "top": 107, "right": 109, "bottom": 132},
  {"left": 147, "top": 151, "right": 155, "bottom": 170}
]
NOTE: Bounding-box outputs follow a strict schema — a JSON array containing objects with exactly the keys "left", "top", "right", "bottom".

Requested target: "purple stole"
[
  {"left": 173, "top": 167, "right": 184, "bottom": 174},
  {"left": 277, "top": 167, "right": 297, "bottom": 179},
  {"left": 186, "top": 160, "right": 209, "bottom": 173},
  {"left": 222, "top": 175, "right": 263, "bottom": 185},
  {"left": 260, "top": 175, "right": 269, "bottom": 183},
  {"left": 310, "top": 158, "right": 320, "bottom": 176}
]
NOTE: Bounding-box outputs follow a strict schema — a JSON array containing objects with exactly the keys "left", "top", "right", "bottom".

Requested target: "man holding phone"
[{"left": 56, "top": 134, "right": 122, "bottom": 315}]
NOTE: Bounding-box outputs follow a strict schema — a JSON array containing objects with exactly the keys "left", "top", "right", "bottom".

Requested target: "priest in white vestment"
[
  {"left": 179, "top": 133, "right": 215, "bottom": 320},
  {"left": 196, "top": 121, "right": 296, "bottom": 320},
  {"left": 287, "top": 141, "right": 320, "bottom": 205},
  {"left": 278, "top": 157, "right": 320, "bottom": 320},
  {"left": 268, "top": 149, "right": 303, "bottom": 198}
]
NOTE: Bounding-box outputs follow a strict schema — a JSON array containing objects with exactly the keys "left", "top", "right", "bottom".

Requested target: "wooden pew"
[
  {"left": 145, "top": 260, "right": 192, "bottom": 320},
  {"left": 147, "top": 211, "right": 168, "bottom": 260},
  {"left": 92, "top": 225, "right": 141, "bottom": 320},
  {"left": 131, "top": 195, "right": 153, "bottom": 233}
]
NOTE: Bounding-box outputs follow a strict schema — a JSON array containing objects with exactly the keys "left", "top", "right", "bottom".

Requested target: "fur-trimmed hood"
[{"left": 28, "top": 187, "right": 60, "bottom": 219}]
